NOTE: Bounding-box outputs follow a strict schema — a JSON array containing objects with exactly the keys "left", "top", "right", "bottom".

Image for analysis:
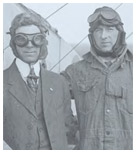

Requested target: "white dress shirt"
[{"left": 16, "top": 58, "right": 41, "bottom": 83}]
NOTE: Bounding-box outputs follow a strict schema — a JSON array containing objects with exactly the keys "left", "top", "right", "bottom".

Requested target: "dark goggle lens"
[
  {"left": 33, "top": 34, "right": 45, "bottom": 46},
  {"left": 13, "top": 33, "right": 45, "bottom": 47},
  {"left": 14, "top": 34, "right": 28, "bottom": 47}
]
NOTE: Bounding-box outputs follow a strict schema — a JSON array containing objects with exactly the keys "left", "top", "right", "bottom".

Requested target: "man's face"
[
  {"left": 15, "top": 25, "right": 42, "bottom": 64},
  {"left": 93, "top": 25, "right": 119, "bottom": 53}
]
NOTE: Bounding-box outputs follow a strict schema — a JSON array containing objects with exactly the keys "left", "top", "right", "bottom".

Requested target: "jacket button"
[
  {"left": 106, "top": 131, "right": 110, "bottom": 135},
  {"left": 39, "top": 128, "right": 43, "bottom": 133},
  {"left": 40, "top": 140, "right": 45, "bottom": 146},
  {"left": 50, "top": 88, "right": 53, "bottom": 91},
  {"left": 51, "top": 140, "right": 55, "bottom": 144},
  {"left": 27, "top": 124, "right": 33, "bottom": 130},
  {"left": 25, "top": 143, "right": 32, "bottom": 149},
  {"left": 36, "top": 100, "right": 40, "bottom": 104},
  {"left": 106, "top": 109, "right": 111, "bottom": 113}
]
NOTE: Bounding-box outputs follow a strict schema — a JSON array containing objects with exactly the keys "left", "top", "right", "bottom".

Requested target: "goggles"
[
  {"left": 88, "top": 7, "right": 121, "bottom": 24},
  {"left": 13, "top": 33, "right": 45, "bottom": 47}
]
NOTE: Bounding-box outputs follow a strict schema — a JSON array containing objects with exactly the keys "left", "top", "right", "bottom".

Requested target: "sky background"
[
  {"left": 22, "top": 3, "right": 133, "bottom": 55},
  {"left": 23, "top": 3, "right": 133, "bottom": 44}
]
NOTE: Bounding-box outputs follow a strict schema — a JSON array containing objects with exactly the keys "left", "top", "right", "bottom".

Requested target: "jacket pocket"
[
  {"left": 77, "top": 80, "right": 99, "bottom": 114},
  {"left": 106, "top": 85, "right": 132, "bottom": 115},
  {"left": 117, "top": 96, "right": 133, "bottom": 115}
]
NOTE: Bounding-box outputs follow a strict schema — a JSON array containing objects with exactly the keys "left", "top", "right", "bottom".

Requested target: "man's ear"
[
  {"left": 39, "top": 41, "right": 48, "bottom": 60},
  {"left": 88, "top": 34, "right": 93, "bottom": 45}
]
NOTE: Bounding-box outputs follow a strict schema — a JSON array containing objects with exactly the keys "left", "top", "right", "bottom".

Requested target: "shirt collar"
[{"left": 16, "top": 58, "right": 41, "bottom": 78}]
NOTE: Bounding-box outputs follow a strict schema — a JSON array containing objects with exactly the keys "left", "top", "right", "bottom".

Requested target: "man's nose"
[
  {"left": 101, "top": 29, "right": 108, "bottom": 39},
  {"left": 26, "top": 40, "right": 33, "bottom": 47}
]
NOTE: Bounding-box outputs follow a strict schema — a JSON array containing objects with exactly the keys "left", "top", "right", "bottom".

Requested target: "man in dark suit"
[{"left": 3, "top": 12, "right": 73, "bottom": 150}]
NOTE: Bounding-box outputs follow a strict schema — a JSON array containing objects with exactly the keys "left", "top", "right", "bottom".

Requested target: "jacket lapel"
[
  {"left": 8, "top": 61, "right": 37, "bottom": 118},
  {"left": 40, "top": 66, "right": 60, "bottom": 127}
]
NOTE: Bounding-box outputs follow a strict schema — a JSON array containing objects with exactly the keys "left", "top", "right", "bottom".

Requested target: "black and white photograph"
[{"left": 2, "top": 1, "right": 134, "bottom": 150}]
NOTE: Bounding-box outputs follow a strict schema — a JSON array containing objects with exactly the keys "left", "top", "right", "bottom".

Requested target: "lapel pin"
[{"left": 50, "top": 88, "right": 53, "bottom": 91}]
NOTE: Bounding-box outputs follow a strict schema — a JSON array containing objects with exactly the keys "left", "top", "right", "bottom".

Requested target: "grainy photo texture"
[{"left": 3, "top": 3, "right": 133, "bottom": 150}]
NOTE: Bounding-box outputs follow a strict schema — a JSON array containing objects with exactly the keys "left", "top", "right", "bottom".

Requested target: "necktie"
[{"left": 27, "top": 66, "right": 39, "bottom": 92}]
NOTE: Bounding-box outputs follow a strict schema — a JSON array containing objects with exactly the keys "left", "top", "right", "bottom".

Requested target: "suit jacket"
[{"left": 3, "top": 60, "right": 72, "bottom": 150}]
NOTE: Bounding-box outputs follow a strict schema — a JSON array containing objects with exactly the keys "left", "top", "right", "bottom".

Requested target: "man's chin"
[{"left": 21, "top": 58, "right": 39, "bottom": 64}]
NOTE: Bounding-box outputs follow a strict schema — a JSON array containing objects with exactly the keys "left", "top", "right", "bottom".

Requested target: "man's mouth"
[
  {"left": 101, "top": 42, "right": 111, "bottom": 44},
  {"left": 24, "top": 51, "right": 36, "bottom": 54}
]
